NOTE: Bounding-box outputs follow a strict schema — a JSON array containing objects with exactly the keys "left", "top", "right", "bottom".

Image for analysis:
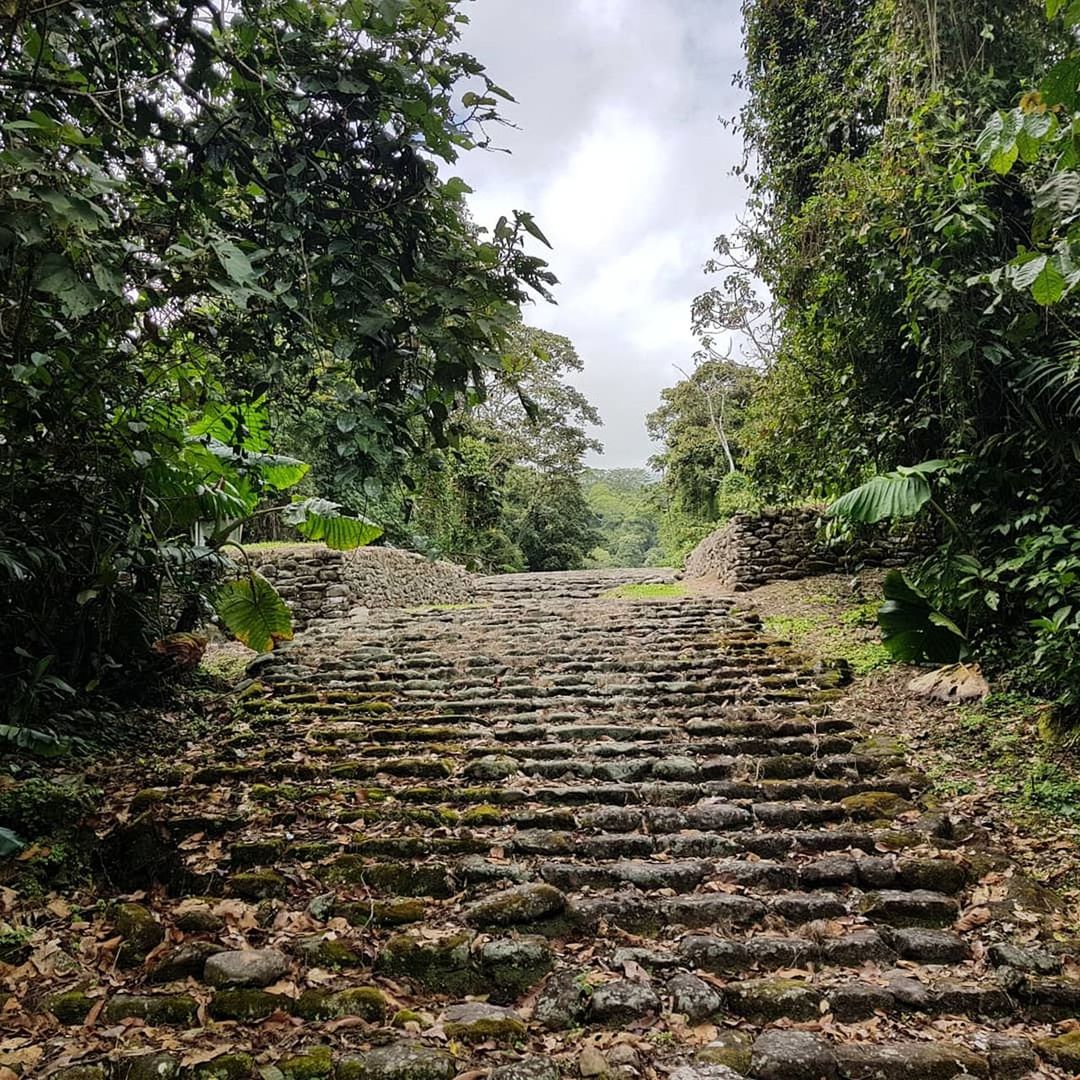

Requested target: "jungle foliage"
[
  {"left": 0, "top": 0, "right": 554, "bottom": 726},
  {"left": 727, "top": 0, "right": 1080, "bottom": 707}
]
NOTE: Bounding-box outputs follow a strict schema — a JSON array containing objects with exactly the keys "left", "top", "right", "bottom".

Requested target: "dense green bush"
[
  {"left": 0, "top": 1, "right": 551, "bottom": 722},
  {"left": 723, "top": 0, "right": 1080, "bottom": 708}
]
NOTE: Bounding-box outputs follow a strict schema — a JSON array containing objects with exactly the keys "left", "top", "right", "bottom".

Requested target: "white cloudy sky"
[{"left": 452, "top": 0, "right": 749, "bottom": 468}]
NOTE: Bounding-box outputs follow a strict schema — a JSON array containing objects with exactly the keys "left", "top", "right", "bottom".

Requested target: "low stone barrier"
[
  {"left": 684, "top": 507, "right": 922, "bottom": 591},
  {"left": 240, "top": 544, "right": 474, "bottom": 626}
]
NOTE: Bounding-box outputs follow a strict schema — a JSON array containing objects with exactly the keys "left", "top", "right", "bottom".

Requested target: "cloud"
[{"left": 455, "top": 0, "right": 749, "bottom": 467}]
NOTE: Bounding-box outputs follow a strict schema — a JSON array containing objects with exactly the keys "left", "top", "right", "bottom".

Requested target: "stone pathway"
[{"left": 7, "top": 569, "right": 1080, "bottom": 1079}]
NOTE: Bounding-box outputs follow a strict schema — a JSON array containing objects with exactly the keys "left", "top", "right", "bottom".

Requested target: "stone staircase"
[{"left": 10, "top": 568, "right": 1080, "bottom": 1079}]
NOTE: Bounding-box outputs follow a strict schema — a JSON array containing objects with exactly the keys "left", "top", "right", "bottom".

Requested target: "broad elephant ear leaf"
[
  {"left": 0, "top": 724, "right": 70, "bottom": 758},
  {"left": 0, "top": 827, "right": 25, "bottom": 858},
  {"left": 284, "top": 497, "right": 383, "bottom": 550},
  {"left": 877, "top": 570, "right": 968, "bottom": 663},
  {"left": 827, "top": 459, "right": 950, "bottom": 524},
  {"left": 215, "top": 573, "right": 294, "bottom": 653}
]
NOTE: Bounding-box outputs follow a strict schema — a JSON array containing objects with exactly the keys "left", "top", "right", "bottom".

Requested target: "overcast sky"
[{"left": 453, "top": 0, "right": 749, "bottom": 468}]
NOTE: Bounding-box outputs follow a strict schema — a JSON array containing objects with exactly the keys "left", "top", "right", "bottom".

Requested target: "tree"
[
  {"left": 647, "top": 359, "right": 758, "bottom": 518},
  {"left": 0, "top": 1, "right": 552, "bottom": 722},
  {"left": 731, "top": 0, "right": 1080, "bottom": 705},
  {"left": 583, "top": 469, "right": 664, "bottom": 568}
]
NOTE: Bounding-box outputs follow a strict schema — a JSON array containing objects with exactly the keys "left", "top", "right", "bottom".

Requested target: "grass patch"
[
  {"left": 930, "top": 691, "right": 1080, "bottom": 823},
  {"left": 763, "top": 612, "right": 892, "bottom": 676},
  {"left": 602, "top": 582, "right": 689, "bottom": 600}
]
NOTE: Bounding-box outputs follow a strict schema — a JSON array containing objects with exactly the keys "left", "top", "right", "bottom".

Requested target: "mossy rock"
[
  {"left": 117, "top": 1053, "right": 181, "bottom": 1080},
  {"left": 873, "top": 829, "right": 923, "bottom": 851},
  {"left": 113, "top": 902, "right": 165, "bottom": 967},
  {"left": 295, "top": 934, "right": 364, "bottom": 969},
  {"left": 1038, "top": 1030, "right": 1080, "bottom": 1070},
  {"left": 442, "top": 1002, "right": 526, "bottom": 1043},
  {"left": 375, "top": 930, "right": 484, "bottom": 994},
  {"left": 229, "top": 868, "right": 288, "bottom": 900},
  {"left": 856, "top": 734, "right": 906, "bottom": 759},
  {"left": 103, "top": 993, "right": 198, "bottom": 1025},
  {"left": 337, "top": 1042, "right": 456, "bottom": 1080},
  {"left": 192, "top": 1052, "right": 256, "bottom": 1080},
  {"left": 280, "top": 1046, "right": 334, "bottom": 1080},
  {"left": 481, "top": 936, "right": 554, "bottom": 1002},
  {"left": 325, "top": 859, "right": 452, "bottom": 898},
  {"left": 209, "top": 988, "right": 288, "bottom": 1021},
  {"left": 332, "top": 898, "right": 427, "bottom": 927},
  {"left": 695, "top": 1030, "right": 753, "bottom": 1073},
  {"left": 46, "top": 988, "right": 94, "bottom": 1024},
  {"left": 49, "top": 1067, "right": 109, "bottom": 1080},
  {"left": 291, "top": 841, "right": 336, "bottom": 861},
  {"left": 129, "top": 788, "right": 167, "bottom": 814},
  {"left": 230, "top": 839, "right": 287, "bottom": 867},
  {"left": 294, "top": 986, "right": 386, "bottom": 1022},
  {"left": 175, "top": 902, "right": 225, "bottom": 933},
  {"left": 392, "top": 1008, "right": 428, "bottom": 1028},
  {"left": 724, "top": 977, "right": 822, "bottom": 1022},
  {"left": 840, "top": 791, "right": 915, "bottom": 821},
  {"left": 466, "top": 884, "right": 566, "bottom": 928}
]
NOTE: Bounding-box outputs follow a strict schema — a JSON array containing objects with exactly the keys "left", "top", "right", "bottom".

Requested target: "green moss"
[
  {"left": 460, "top": 804, "right": 501, "bottom": 825},
  {"left": 229, "top": 868, "right": 288, "bottom": 899},
  {"left": 324, "top": 859, "right": 452, "bottom": 898},
  {"left": 230, "top": 839, "right": 287, "bottom": 867},
  {"left": 113, "top": 902, "right": 164, "bottom": 967},
  {"left": 334, "top": 898, "right": 425, "bottom": 926},
  {"left": 295, "top": 987, "right": 386, "bottom": 1022},
  {"left": 1038, "top": 1031, "right": 1080, "bottom": 1070},
  {"left": 209, "top": 989, "right": 286, "bottom": 1021},
  {"left": 0, "top": 778, "right": 98, "bottom": 836},
  {"left": 47, "top": 988, "right": 94, "bottom": 1024},
  {"left": 444, "top": 1016, "right": 526, "bottom": 1042},
  {"left": 695, "top": 1032, "right": 753, "bottom": 1073},
  {"left": 726, "top": 978, "right": 821, "bottom": 1022},
  {"left": 392, "top": 1007, "right": 426, "bottom": 1027},
  {"left": 129, "top": 788, "right": 167, "bottom": 814},
  {"left": 193, "top": 1054, "right": 255, "bottom": 1080},
  {"left": 297, "top": 935, "right": 364, "bottom": 968},
  {"left": 280, "top": 1046, "right": 334, "bottom": 1080},
  {"left": 375, "top": 930, "right": 484, "bottom": 994},
  {"left": 103, "top": 993, "right": 198, "bottom": 1025}
]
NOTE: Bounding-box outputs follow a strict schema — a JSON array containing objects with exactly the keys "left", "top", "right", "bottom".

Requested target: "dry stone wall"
[
  {"left": 684, "top": 507, "right": 922, "bottom": 591},
  {"left": 241, "top": 544, "right": 474, "bottom": 626}
]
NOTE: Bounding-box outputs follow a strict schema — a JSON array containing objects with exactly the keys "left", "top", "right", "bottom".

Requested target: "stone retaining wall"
[
  {"left": 240, "top": 545, "right": 474, "bottom": 626},
  {"left": 684, "top": 507, "right": 922, "bottom": 591}
]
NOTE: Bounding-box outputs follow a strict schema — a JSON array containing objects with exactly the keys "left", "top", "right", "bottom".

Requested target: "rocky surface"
[
  {"left": 241, "top": 544, "right": 474, "bottom": 627},
  {"left": 684, "top": 508, "right": 922, "bottom": 590},
  {"left": 5, "top": 566, "right": 1078, "bottom": 1078}
]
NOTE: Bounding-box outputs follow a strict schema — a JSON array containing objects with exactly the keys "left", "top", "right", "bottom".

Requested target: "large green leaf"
[
  {"left": 284, "top": 498, "right": 383, "bottom": 550},
  {"left": 0, "top": 828, "right": 24, "bottom": 859},
  {"left": 827, "top": 461, "right": 949, "bottom": 523},
  {"left": 877, "top": 571, "right": 968, "bottom": 663},
  {"left": 0, "top": 724, "right": 70, "bottom": 758},
  {"left": 215, "top": 574, "right": 294, "bottom": 653}
]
